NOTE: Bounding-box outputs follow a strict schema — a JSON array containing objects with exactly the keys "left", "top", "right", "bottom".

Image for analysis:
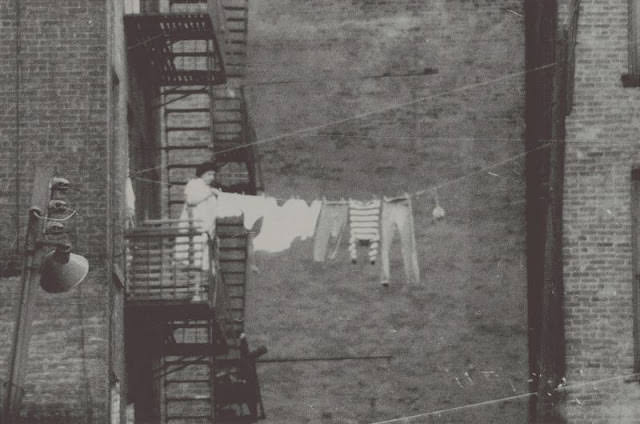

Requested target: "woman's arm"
[{"left": 185, "top": 179, "right": 218, "bottom": 206}]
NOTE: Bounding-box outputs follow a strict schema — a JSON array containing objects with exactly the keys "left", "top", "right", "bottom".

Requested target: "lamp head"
[{"left": 40, "top": 245, "right": 89, "bottom": 293}]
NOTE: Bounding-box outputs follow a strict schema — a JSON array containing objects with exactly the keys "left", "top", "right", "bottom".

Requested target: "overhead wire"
[
  {"left": 130, "top": 62, "right": 555, "bottom": 177},
  {"left": 127, "top": 136, "right": 531, "bottom": 152},
  {"left": 213, "top": 63, "right": 554, "bottom": 158},
  {"left": 130, "top": 140, "right": 552, "bottom": 204},
  {"left": 239, "top": 68, "right": 439, "bottom": 87},
  {"left": 367, "top": 372, "right": 640, "bottom": 424}
]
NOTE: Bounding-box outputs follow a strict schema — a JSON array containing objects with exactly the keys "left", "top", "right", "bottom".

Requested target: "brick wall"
[
  {"left": 0, "top": 0, "right": 132, "bottom": 422},
  {"left": 561, "top": 0, "right": 640, "bottom": 422},
  {"left": 244, "top": 1, "right": 530, "bottom": 423},
  {"left": 0, "top": 0, "right": 531, "bottom": 422}
]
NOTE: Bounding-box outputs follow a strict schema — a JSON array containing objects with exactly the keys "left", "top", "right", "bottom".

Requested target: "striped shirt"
[{"left": 348, "top": 199, "right": 381, "bottom": 264}]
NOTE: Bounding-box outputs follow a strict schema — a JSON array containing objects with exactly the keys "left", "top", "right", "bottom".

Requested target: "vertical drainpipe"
[
  {"left": 14, "top": 0, "right": 21, "bottom": 257},
  {"left": 105, "top": 0, "right": 115, "bottom": 422},
  {"left": 524, "top": 0, "right": 558, "bottom": 422}
]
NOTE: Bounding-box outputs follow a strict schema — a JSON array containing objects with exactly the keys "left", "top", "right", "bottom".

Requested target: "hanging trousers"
[
  {"left": 313, "top": 202, "right": 348, "bottom": 262},
  {"left": 380, "top": 195, "right": 420, "bottom": 285}
]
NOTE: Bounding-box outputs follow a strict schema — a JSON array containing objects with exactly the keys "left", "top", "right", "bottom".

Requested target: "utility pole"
[
  {"left": 2, "top": 167, "right": 87, "bottom": 423},
  {"left": 2, "top": 166, "right": 54, "bottom": 424}
]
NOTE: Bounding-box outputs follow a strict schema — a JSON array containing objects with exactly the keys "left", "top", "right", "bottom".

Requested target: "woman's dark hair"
[{"left": 195, "top": 161, "right": 219, "bottom": 177}]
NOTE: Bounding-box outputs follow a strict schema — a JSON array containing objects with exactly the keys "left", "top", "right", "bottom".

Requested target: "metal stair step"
[
  {"left": 167, "top": 415, "right": 212, "bottom": 420},
  {"left": 165, "top": 379, "right": 211, "bottom": 384},
  {"left": 162, "top": 88, "right": 209, "bottom": 95},
  {"left": 224, "top": 6, "right": 247, "bottom": 11},
  {"left": 166, "top": 396, "right": 212, "bottom": 402},
  {"left": 167, "top": 163, "right": 207, "bottom": 169},
  {"left": 213, "top": 108, "right": 242, "bottom": 112},
  {"left": 166, "top": 107, "right": 210, "bottom": 113},
  {"left": 164, "top": 358, "right": 211, "bottom": 366},
  {"left": 172, "top": 51, "right": 216, "bottom": 57},
  {"left": 166, "top": 126, "right": 211, "bottom": 132},
  {"left": 162, "top": 144, "right": 212, "bottom": 150}
]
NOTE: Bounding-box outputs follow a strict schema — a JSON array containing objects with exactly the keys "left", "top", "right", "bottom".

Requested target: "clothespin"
[{"left": 432, "top": 188, "right": 445, "bottom": 219}]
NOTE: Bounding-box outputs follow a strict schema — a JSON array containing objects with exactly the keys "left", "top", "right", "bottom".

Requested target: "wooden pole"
[{"left": 2, "top": 166, "right": 54, "bottom": 424}]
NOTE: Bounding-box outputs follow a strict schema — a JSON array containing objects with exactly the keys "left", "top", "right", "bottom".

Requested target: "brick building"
[
  {"left": 0, "top": 0, "right": 535, "bottom": 423},
  {"left": 0, "top": 0, "right": 258, "bottom": 421},
  {"left": 0, "top": 0, "right": 132, "bottom": 422},
  {"left": 555, "top": 0, "right": 640, "bottom": 422}
]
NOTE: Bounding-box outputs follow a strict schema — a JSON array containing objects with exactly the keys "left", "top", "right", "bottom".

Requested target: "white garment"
[
  {"left": 125, "top": 177, "right": 136, "bottom": 226},
  {"left": 180, "top": 178, "right": 219, "bottom": 233},
  {"left": 302, "top": 200, "right": 322, "bottom": 240},
  {"left": 216, "top": 192, "right": 244, "bottom": 219},
  {"left": 240, "top": 195, "right": 274, "bottom": 231},
  {"left": 215, "top": 193, "right": 272, "bottom": 231},
  {"left": 251, "top": 198, "right": 282, "bottom": 252},
  {"left": 176, "top": 178, "right": 219, "bottom": 270},
  {"left": 251, "top": 198, "right": 320, "bottom": 252},
  {"left": 288, "top": 199, "right": 311, "bottom": 241}
]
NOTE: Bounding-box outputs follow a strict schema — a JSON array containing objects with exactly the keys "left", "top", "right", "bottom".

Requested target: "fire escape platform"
[
  {"left": 126, "top": 299, "right": 216, "bottom": 320},
  {"left": 125, "top": 13, "right": 226, "bottom": 86}
]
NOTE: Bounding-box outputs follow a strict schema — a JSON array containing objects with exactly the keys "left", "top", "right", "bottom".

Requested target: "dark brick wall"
[
  {"left": 246, "top": 0, "right": 525, "bottom": 197},
  {"left": 0, "top": 0, "right": 531, "bottom": 422},
  {"left": 559, "top": 0, "right": 640, "bottom": 422},
  {"left": 0, "top": 0, "right": 134, "bottom": 422},
  {"left": 244, "top": 1, "right": 529, "bottom": 423}
]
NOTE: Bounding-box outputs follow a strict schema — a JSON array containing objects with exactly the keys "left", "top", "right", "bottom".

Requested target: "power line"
[
  {"left": 240, "top": 68, "right": 439, "bottom": 87},
  {"left": 368, "top": 372, "right": 640, "bottom": 424},
  {"left": 130, "top": 62, "right": 554, "bottom": 177},
  {"left": 213, "top": 63, "right": 554, "bottom": 158}
]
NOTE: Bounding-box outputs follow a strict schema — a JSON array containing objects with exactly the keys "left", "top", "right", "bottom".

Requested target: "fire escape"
[{"left": 124, "top": 1, "right": 265, "bottom": 422}]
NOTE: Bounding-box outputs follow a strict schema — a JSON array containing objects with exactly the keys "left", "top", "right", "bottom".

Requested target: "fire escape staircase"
[
  {"left": 126, "top": 0, "right": 262, "bottom": 220},
  {"left": 125, "top": 217, "right": 265, "bottom": 423},
  {"left": 124, "top": 1, "right": 265, "bottom": 422}
]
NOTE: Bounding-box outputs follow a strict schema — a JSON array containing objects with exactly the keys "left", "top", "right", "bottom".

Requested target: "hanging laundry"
[
  {"left": 289, "top": 198, "right": 311, "bottom": 241},
  {"left": 251, "top": 197, "right": 323, "bottom": 253},
  {"left": 125, "top": 177, "right": 136, "bottom": 228},
  {"left": 380, "top": 194, "right": 420, "bottom": 286},
  {"left": 252, "top": 198, "right": 309, "bottom": 253},
  {"left": 432, "top": 189, "right": 446, "bottom": 219},
  {"left": 348, "top": 199, "right": 381, "bottom": 264},
  {"left": 238, "top": 195, "right": 274, "bottom": 231},
  {"left": 216, "top": 192, "right": 244, "bottom": 219},
  {"left": 301, "top": 200, "right": 322, "bottom": 240},
  {"left": 313, "top": 200, "right": 348, "bottom": 262}
]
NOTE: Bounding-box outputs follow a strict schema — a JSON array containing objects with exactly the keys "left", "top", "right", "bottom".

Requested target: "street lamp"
[{"left": 1, "top": 169, "right": 89, "bottom": 424}]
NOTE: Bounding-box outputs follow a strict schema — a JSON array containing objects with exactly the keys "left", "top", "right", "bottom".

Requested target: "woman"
[
  {"left": 182, "top": 161, "right": 221, "bottom": 234},
  {"left": 176, "top": 161, "right": 221, "bottom": 274}
]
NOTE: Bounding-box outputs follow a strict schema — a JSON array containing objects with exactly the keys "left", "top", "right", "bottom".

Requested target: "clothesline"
[
  {"left": 129, "top": 140, "right": 553, "bottom": 205},
  {"left": 130, "top": 62, "right": 556, "bottom": 177},
  {"left": 130, "top": 137, "right": 533, "bottom": 153}
]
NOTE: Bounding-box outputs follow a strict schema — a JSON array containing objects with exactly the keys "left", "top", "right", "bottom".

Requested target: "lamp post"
[{"left": 2, "top": 167, "right": 89, "bottom": 424}]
